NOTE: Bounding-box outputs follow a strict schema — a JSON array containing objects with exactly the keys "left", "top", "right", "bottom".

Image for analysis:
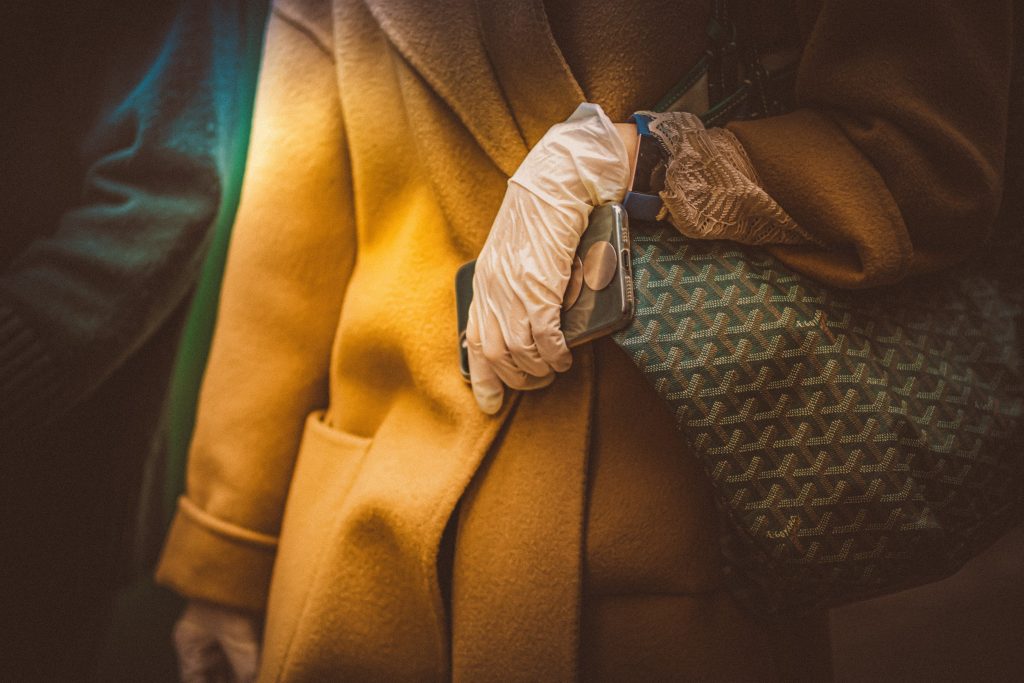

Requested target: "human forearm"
[
  {"left": 0, "top": 0, "right": 252, "bottom": 437},
  {"left": 727, "top": 0, "right": 1012, "bottom": 288},
  {"left": 156, "top": 7, "right": 357, "bottom": 610}
]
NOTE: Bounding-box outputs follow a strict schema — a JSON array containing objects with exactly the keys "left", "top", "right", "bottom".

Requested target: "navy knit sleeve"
[{"left": 0, "top": 1, "right": 258, "bottom": 436}]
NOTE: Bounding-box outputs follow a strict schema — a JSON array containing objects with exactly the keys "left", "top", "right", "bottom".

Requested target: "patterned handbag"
[
  {"left": 611, "top": 2, "right": 1024, "bottom": 614},
  {"left": 613, "top": 229, "right": 1024, "bottom": 614}
]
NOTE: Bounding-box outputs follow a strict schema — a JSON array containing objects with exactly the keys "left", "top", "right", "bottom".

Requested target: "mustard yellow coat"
[{"left": 157, "top": 0, "right": 1011, "bottom": 679}]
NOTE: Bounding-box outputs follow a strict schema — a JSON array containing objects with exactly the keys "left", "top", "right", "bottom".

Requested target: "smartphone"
[{"left": 455, "top": 202, "right": 634, "bottom": 381}]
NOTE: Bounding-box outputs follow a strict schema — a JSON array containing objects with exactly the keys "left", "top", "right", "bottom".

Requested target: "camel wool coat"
[{"left": 157, "top": 0, "right": 1011, "bottom": 680}]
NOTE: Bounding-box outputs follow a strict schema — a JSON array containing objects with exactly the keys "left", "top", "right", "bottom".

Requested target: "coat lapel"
[
  {"left": 361, "top": 3, "right": 593, "bottom": 675},
  {"left": 362, "top": 0, "right": 529, "bottom": 177},
  {"left": 476, "top": 0, "right": 585, "bottom": 147},
  {"left": 363, "top": 0, "right": 588, "bottom": 174}
]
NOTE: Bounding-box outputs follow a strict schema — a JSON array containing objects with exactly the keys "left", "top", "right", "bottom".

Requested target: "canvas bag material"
[
  {"left": 611, "top": 4, "right": 1024, "bottom": 614},
  {"left": 614, "top": 228, "right": 1024, "bottom": 614}
]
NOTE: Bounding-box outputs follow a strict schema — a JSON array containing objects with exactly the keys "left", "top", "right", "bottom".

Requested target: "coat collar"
[
  {"left": 476, "top": 1, "right": 585, "bottom": 148},
  {"left": 362, "top": 0, "right": 584, "bottom": 176}
]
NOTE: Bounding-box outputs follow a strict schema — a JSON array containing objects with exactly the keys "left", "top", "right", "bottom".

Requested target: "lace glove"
[
  {"left": 642, "top": 111, "right": 816, "bottom": 245},
  {"left": 173, "top": 600, "right": 261, "bottom": 683},
  {"left": 467, "top": 103, "right": 631, "bottom": 414}
]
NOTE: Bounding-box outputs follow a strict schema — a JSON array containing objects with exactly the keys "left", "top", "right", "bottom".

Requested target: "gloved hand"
[
  {"left": 467, "top": 102, "right": 632, "bottom": 414},
  {"left": 173, "top": 600, "right": 261, "bottom": 683},
  {"left": 641, "top": 110, "right": 813, "bottom": 246}
]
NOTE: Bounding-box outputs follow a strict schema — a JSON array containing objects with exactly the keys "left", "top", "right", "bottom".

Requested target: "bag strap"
[
  {"left": 653, "top": 1, "right": 799, "bottom": 125},
  {"left": 706, "top": 0, "right": 740, "bottom": 105}
]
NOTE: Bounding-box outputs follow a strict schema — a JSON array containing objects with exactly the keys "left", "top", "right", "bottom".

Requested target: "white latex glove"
[
  {"left": 467, "top": 103, "right": 631, "bottom": 414},
  {"left": 173, "top": 600, "right": 261, "bottom": 683}
]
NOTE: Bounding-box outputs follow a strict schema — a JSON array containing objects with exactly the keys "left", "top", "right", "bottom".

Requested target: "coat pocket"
[{"left": 265, "top": 410, "right": 371, "bottom": 652}]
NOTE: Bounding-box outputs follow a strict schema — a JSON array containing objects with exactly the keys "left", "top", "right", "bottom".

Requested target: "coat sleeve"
[
  {"left": 156, "top": 5, "right": 357, "bottom": 612},
  {"left": 0, "top": 1, "right": 238, "bottom": 437},
  {"left": 726, "top": 1, "right": 1013, "bottom": 288}
]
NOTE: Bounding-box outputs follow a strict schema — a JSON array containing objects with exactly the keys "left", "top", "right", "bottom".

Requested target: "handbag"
[
  {"left": 614, "top": 230, "right": 1024, "bottom": 614},
  {"left": 612, "top": 4, "right": 1024, "bottom": 614}
]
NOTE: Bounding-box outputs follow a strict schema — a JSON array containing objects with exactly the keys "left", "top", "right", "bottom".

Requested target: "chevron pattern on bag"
[{"left": 613, "top": 224, "right": 1024, "bottom": 614}]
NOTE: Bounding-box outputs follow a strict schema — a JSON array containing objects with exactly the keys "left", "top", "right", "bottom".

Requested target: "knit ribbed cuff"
[{"left": 0, "top": 302, "right": 62, "bottom": 436}]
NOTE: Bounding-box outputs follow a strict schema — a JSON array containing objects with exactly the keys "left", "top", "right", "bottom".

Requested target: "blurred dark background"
[{"left": 1, "top": 1, "right": 266, "bottom": 680}]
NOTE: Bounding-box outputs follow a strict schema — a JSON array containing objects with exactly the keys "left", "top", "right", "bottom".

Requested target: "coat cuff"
[
  {"left": 727, "top": 109, "right": 912, "bottom": 288},
  {"left": 156, "top": 496, "right": 278, "bottom": 613}
]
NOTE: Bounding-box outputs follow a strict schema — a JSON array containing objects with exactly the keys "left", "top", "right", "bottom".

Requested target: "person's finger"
[
  {"left": 527, "top": 301, "right": 572, "bottom": 373},
  {"left": 174, "top": 619, "right": 229, "bottom": 683},
  {"left": 468, "top": 338, "right": 504, "bottom": 414},
  {"left": 519, "top": 371, "right": 556, "bottom": 391},
  {"left": 220, "top": 633, "right": 260, "bottom": 683},
  {"left": 508, "top": 338, "right": 554, "bottom": 378},
  {"left": 466, "top": 306, "right": 505, "bottom": 414},
  {"left": 499, "top": 295, "right": 553, "bottom": 378},
  {"left": 178, "top": 647, "right": 227, "bottom": 683},
  {"left": 480, "top": 308, "right": 552, "bottom": 390},
  {"left": 470, "top": 274, "right": 530, "bottom": 380}
]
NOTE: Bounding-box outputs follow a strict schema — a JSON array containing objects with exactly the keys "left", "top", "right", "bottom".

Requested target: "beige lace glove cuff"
[{"left": 642, "top": 111, "right": 816, "bottom": 245}]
